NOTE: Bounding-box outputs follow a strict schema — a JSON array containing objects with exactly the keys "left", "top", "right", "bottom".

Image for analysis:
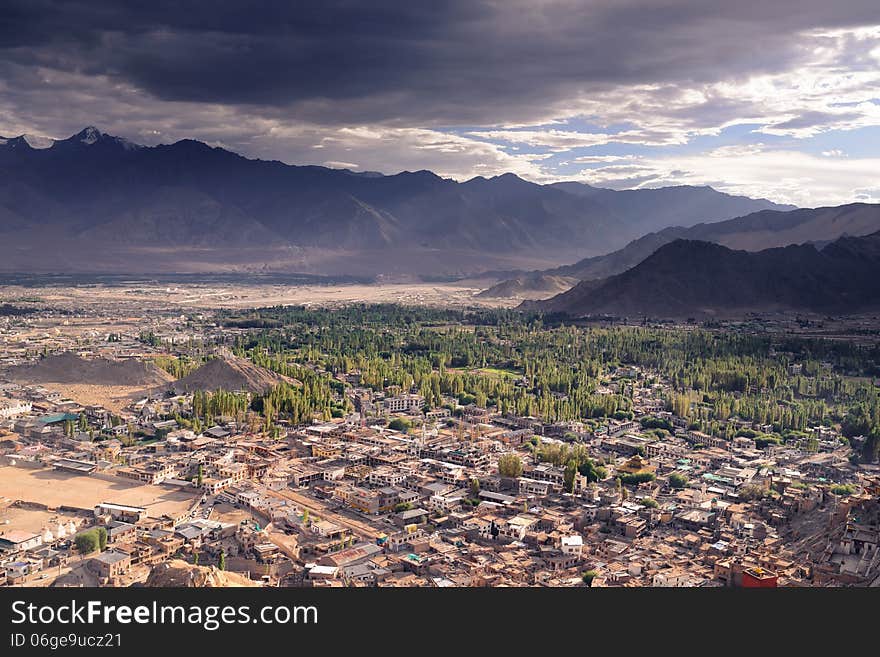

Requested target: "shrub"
[
  {"left": 738, "top": 483, "right": 767, "bottom": 501},
  {"left": 619, "top": 472, "right": 655, "bottom": 486},
  {"left": 582, "top": 570, "right": 599, "bottom": 586},
  {"left": 388, "top": 418, "right": 410, "bottom": 432}
]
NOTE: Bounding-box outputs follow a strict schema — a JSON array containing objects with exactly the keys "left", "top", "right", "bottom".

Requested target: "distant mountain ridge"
[
  {"left": 548, "top": 181, "right": 792, "bottom": 239},
  {"left": 0, "top": 126, "right": 792, "bottom": 276},
  {"left": 527, "top": 230, "right": 880, "bottom": 318}
]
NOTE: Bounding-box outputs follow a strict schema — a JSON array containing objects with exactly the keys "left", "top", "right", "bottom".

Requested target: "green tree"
[
  {"left": 75, "top": 530, "right": 99, "bottom": 555},
  {"left": 582, "top": 570, "right": 599, "bottom": 587},
  {"left": 669, "top": 472, "right": 688, "bottom": 489},
  {"left": 95, "top": 526, "right": 108, "bottom": 551},
  {"left": 197, "top": 464, "right": 204, "bottom": 487},
  {"left": 619, "top": 472, "right": 656, "bottom": 486},
  {"left": 498, "top": 453, "right": 523, "bottom": 478},
  {"left": 218, "top": 550, "right": 226, "bottom": 571},
  {"left": 388, "top": 418, "right": 411, "bottom": 432},
  {"left": 563, "top": 460, "right": 577, "bottom": 493},
  {"left": 738, "top": 483, "right": 767, "bottom": 501}
]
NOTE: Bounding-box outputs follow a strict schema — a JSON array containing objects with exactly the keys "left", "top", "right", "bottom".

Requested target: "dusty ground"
[
  {"left": 0, "top": 501, "right": 85, "bottom": 534},
  {"left": 33, "top": 383, "right": 153, "bottom": 413},
  {"left": 210, "top": 503, "right": 256, "bottom": 525},
  {"left": 0, "top": 280, "right": 515, "bottom": 312},
  {"left": 0, "top": 466, "right": 197, "bottom": 518}
]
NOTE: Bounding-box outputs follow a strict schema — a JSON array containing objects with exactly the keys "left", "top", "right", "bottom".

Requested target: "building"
[
  {"left": 94, "top": 503, "right": 147, "bottom": 523},
  {"left": 616, "top": 454, "right": 656, "bottom": 476},
  {"left": 742, "top": 567, "right": 778, "bottom": 588},
  {"left": 89, "top": 549, "right": 132, "bottom": 580},
  {"left": 0, "top": 530, "right": 43, "bottom": 553},
  {"left": 383, "top": 394, "right": 425, "bottom": 413},
  {"left": 560, "top": 535, "right": 584, "bottom": 557},
  {"left": 0, "top": 399, "right": 32, "bottom": 419}
]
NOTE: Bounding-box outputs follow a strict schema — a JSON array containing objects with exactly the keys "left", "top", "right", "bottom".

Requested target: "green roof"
[{"left": 38, "top": 412, "right": 79, "bottom": 425}]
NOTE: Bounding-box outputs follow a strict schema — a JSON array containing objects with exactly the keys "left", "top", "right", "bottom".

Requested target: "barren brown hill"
[
  {"left": 5, "top": 352, "right": 174, "bottom": 387},
  {"left": 145, "top": 560, "right": 259, "bottom": 587},
  {"left": 485, "top": 203, "right": 880, "bottom": 298},
  {"left": 170, "top": 354, "right": 291, "bottom": 394},
  {"left": 475, "top": 273, "right": 578, "bottom": 299},
  {"left": 530, "top": 231, "right": 880, "bottom": 318}
]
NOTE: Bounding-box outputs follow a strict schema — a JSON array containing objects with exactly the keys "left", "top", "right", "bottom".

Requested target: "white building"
[
  {"left": 560, "top": 534, "right": 584, "bottom": 556},
  {"left": 383, "top": 394, "right": 425, "bottom": 413},
  {"left": 0, "top": 399, "right": 32, "bottom": 419}
]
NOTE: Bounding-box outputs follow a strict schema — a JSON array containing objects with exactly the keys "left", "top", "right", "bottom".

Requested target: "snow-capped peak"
[
  {"left": 79, "top": 126, "right": 102, "bottom": 145},
  {"left": 22, "top": 133, "right": 54, "bottom": 149}
]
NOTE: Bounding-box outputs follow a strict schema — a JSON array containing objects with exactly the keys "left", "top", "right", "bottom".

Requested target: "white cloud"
[
  {"left": 572, "top": 154, "right": 643, "bottom": 164},
  {"left": 465, "top": 129, "right": 615, "bottom": 150},
  {"left": 323, "top": 161, "right": 360, "bottom": 169},
  {"left": 572, "top": 148, "right": 880, "bottom": 206}
]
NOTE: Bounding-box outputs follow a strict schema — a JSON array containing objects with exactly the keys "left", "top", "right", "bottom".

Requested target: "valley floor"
[{"left": 0, "top": 280, "right": 516, "bottom": 313}]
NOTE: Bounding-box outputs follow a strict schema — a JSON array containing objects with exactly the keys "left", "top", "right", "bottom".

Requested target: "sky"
[{"left": 1, "top": 0, "right": 879, "bottom": 207}]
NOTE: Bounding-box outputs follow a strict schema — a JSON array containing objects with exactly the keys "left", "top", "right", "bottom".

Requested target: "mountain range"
[
  {"left": 480, "top": 203, "right": 880, "bottom": 297},
  {"left": 0, "top": 126, "right": 791, "bottom": 276},
  {"left": 525, "top": 231, "right": 880, "bottom": 318}
]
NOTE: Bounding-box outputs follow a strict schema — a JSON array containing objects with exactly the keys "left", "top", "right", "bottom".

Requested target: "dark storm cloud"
[{"left": 1, "top": 0, "right": 878, "bottom": 126}]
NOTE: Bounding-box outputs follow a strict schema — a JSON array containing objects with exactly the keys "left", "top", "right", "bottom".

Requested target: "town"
[{"left": 0, "top": 297, "right": 878, "bottom": 588}]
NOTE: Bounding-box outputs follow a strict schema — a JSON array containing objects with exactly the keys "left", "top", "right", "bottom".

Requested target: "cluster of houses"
[{"left": 1, "top": 356, "right": 878, "bottom": 587}]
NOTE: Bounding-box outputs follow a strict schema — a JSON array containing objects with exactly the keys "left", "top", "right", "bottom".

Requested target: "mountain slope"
[
  {"left": 0, "top": 126, "right": 793, "bottom": 276},
  {"left": 531, "top": 231, "right": 880, "bottom": 318},
  {"left": 476, "top": 273, "right": 579, "bottom": 299},
  {"left": 5, "top": 352, "right": 174, "bottom": 386},
  {"left": 487, "top": 203, "right": 880, "bottom": 297},
  {"left": 169, "top": 354, "right": 293, "bottom": 394},
  {"left": 549, "top": 182, "right": 793, "bottom": 236}
]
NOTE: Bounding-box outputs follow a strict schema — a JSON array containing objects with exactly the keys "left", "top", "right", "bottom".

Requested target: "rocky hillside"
[
  {"left": 145, "top": 560, "right": 259, "bottom": 587},
  {"left": 486, "top": 203, "right": 880, "bottom": 297},
  {"left": 529, "top": 231, "right": 880, "bottom": 318},
  {"left": 169, "top": 354, "right": 292, "bottom": 394},
  {"left": 475, "top": 273, "right": 578, "bottom": 299},
  {"left": 5, "top": 352, "right": 174, "bottom": 387}
]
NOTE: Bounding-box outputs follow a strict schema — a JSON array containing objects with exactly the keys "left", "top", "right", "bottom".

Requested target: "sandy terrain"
[
  {"left": 1, "top": 281, "right": 515, "bottom": 312},
  {"left": 37, "top": 383, "right": 152, "bottom": 413},
  {"left": 0, "top": 466, "right": 197, "bottom": 519},
  {"left": 210, "top": 503, "right": 256, "bottom": 525},
  {"left": 0, "top": 502, "right": 85, "bottom": 534}
]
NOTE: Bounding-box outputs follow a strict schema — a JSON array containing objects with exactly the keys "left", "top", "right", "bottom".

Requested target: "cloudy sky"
[{"left": 2, "top": 0, "right": 879, "bottom": 206}]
